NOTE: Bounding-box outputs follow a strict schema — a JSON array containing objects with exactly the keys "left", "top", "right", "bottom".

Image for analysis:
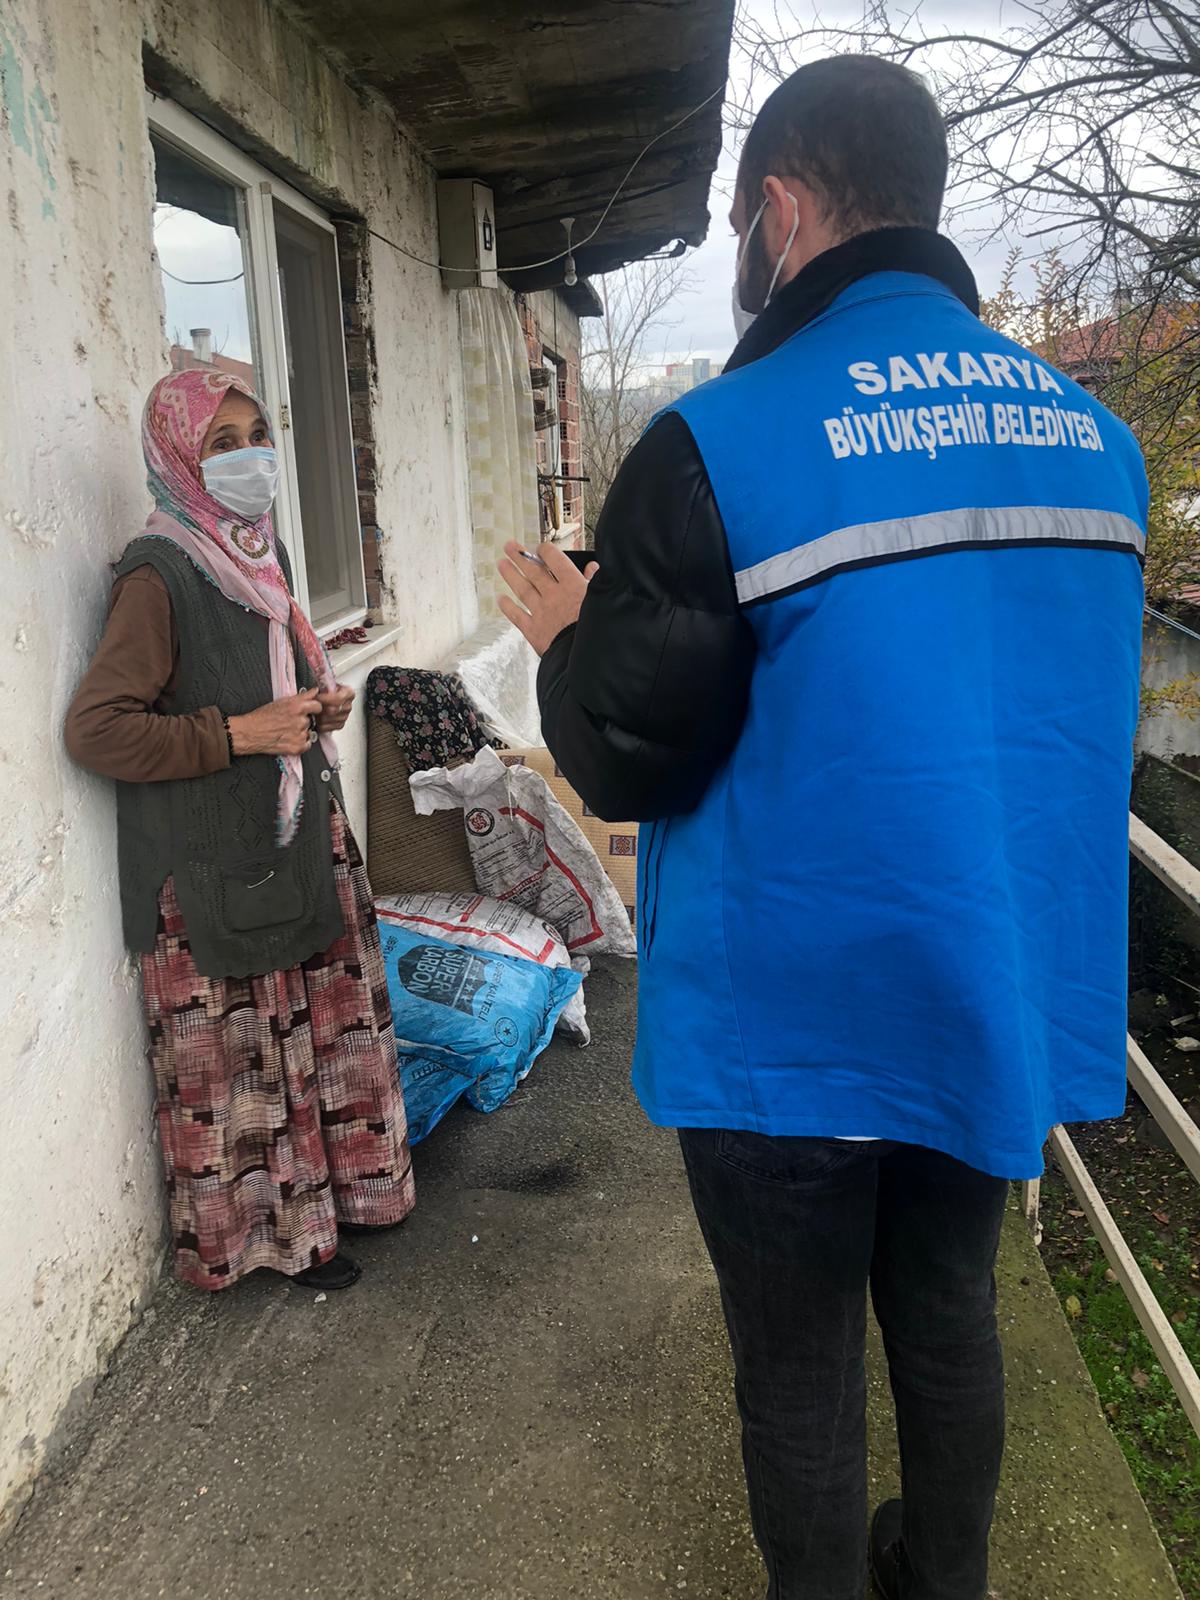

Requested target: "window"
[
  {"left": 543, "top": 349, "right": 582, "bottom": 532},
  {"left": 273, "top": 210, "right": 362, "bottom": 623},
  {"left": 151, "top": 140, "right": 261, "bottom": 391},
  {"left": 148, "top": 99, "right": 366, "bottom": 633},
  {"left": 543, "top": 354, "right": 564, "bottom": 524}
]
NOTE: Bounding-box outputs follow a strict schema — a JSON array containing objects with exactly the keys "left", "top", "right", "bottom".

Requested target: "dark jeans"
[{"left": 678, "top": 1131, "right": 1008, "bottom": 1600}]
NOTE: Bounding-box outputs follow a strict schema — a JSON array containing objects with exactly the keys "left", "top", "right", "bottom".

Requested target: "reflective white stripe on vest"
[{"left": 734, "top": 504, "right": 1146, "bottom": 606}]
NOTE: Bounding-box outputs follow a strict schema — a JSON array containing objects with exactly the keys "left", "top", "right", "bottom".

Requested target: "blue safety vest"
[{"left": 632, "top": 271, "right": 1147, "bottom": 1179}]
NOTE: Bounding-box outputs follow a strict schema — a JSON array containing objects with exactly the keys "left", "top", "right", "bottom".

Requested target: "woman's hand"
[
  {"left": 228, "top": 691, "right": 324, "bottom": 757},
  {"left": 316, "top": 683, "right": 355, "bottom": 733}
]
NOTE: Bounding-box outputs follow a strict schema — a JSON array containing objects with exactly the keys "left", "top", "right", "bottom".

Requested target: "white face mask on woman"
[
  {"left": 201, "top": 446, "right": 281, "bottom": 521},
  {"left": 732, "top": 190, "right": 801, "bottom": 341}
]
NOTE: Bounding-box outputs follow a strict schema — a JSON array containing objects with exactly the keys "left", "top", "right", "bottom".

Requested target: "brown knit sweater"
[{"left": 65, "top": 565, "right": 240, "bottom": 782}]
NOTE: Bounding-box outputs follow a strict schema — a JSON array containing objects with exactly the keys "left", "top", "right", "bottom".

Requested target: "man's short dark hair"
[{"left": 740, "top": 56, "right": 948, "bottom": 237}]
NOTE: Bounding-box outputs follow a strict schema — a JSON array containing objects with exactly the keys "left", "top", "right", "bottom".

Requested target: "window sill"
[
  {"left": 328, "top": 623, "right": 404, "bottom": 676},
  {"left": 316, "top": 606, "right": 369, "bottom": 642},
  {"left": 549, "top": 521, "right": 583, "bottom": 547}
]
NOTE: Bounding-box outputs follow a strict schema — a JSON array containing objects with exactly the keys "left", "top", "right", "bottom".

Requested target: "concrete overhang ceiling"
[{"left": 280, "top": 0, "right": 734, "bottom": 287}]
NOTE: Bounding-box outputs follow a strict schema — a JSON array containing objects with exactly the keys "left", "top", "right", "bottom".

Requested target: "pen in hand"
[{"left": 518, "top": 549, "right": 557, "bottom": 580}]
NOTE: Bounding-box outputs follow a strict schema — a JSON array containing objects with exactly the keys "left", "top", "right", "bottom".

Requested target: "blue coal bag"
[{"left": 379, "top": 924, "right": 582, "bottom": 1142}]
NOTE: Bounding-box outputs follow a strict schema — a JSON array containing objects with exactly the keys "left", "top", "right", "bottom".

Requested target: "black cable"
[
  {"left": 161, "top": 267, "right": 245, "bottom": 286},
  {"left": 354, "top": 83, "right": 722, "bottom": 277}
]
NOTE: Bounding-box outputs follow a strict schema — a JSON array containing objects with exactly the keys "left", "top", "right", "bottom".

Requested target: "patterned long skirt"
[{"left": 140, "top": 805, "right": 415, "bottom": 1291}]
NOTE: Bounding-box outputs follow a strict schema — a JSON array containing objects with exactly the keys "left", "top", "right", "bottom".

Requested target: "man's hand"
[{"left": 498, "top": 542, "right": 599, "bottom": 657}]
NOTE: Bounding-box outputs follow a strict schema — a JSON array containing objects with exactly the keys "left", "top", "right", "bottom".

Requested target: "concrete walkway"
[{"left": 1, "top": 961, "right": 1182, "bottom": 1600}]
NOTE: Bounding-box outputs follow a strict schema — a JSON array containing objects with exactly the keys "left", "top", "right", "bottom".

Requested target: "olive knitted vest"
[{"left": 114, "top": 536, "right": 345, "bottom": 979}]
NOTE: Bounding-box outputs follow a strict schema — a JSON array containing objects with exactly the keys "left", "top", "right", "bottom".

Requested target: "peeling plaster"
[{"left": 0, "top": 16, "right": 59, "bottom": 218}]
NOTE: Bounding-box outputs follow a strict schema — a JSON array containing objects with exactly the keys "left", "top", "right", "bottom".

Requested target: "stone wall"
[{"left": 1138, "top": 617, "right": 1200, "bottom": 763}]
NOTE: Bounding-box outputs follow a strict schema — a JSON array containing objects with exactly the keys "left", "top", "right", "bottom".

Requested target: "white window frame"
[{"left": 146, "top": 94, "right": 368, "bottom": 636}]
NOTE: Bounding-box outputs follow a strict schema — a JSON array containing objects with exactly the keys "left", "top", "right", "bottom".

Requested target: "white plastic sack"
[
  {"left": 374, "top": 889, "right": 591, "bottom": 1044},
  {"left": 409, "top": 746, "right": 637, "bottom": 960},
  {"left": 436, "top": 618, "right": 544, "bottom": 749}
]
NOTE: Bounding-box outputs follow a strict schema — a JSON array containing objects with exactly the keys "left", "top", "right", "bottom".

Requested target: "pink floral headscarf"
[{"left": 141, "top": 369, "right": 336, "bottom": 846}]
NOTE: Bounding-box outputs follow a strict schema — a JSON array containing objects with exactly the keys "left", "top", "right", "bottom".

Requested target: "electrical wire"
[
  {"left": 161, "top": 267, "right": 246, "bottom": 286},
  {"left": 362, "top": 82, "right": 724, "bottom": 276}
]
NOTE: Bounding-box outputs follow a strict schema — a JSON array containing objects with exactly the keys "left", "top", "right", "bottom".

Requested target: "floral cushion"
[{"left": 365, "top": 666, "right": 501, "bottom": 774}]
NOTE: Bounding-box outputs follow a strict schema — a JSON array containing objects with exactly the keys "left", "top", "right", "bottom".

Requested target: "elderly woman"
[{"left": 66, "top": 370, "right": 414, "bottom": 1293}]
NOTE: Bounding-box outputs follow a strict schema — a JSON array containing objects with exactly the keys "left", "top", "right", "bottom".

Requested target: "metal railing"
[{"left": 1022, "top": 813, "right": 1200, "bottom": 1438}]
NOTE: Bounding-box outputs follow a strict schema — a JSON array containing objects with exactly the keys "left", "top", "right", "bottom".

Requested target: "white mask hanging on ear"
[{"left": 732, "top": 190, "right": 801, "bottom": 341}]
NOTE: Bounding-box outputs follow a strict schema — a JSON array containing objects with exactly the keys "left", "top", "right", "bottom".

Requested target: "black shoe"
[
  {"left": 338, "top": 1217, "right": 409, "bottom": 1237},
  {"left": 292, "top": 1252, "right": 362, "bottom": 1290},
  {"left": 869, "top": 1499, "right": 907, "bottom": 1600}
]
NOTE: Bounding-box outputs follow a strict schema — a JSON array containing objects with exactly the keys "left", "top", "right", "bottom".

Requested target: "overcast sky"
[
  {"left": 653, "top": 0, "right": 1034, "bottom": 368},
  {"left": 155, "top": 204, "right": 255, "bottom": 367}
]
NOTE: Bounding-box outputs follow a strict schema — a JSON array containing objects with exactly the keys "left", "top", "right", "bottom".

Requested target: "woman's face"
[{"left": 200, "top": 391, "right": 272, "bottom": 462}]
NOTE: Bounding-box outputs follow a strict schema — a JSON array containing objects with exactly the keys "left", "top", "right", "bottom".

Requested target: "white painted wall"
[{"left": 1, "top": 0, "right": 475, "bottom": 1532}]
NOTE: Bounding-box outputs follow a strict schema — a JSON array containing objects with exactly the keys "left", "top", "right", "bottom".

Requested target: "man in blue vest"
[{"left": 499, "top": 55, "right": 1146, "bottom": 1600}]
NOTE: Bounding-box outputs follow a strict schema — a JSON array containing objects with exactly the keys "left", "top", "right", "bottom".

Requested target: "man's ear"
[
  {"left": 765, "top": 178, "right": 832, "bottom": 289},
  {"left": 760, "top": 177, "right": 798, "bottom": 253}
]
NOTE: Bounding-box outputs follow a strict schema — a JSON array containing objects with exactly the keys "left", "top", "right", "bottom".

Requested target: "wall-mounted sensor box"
[{"left": 436, "top": 180, "right": 498, "bottom": 290}]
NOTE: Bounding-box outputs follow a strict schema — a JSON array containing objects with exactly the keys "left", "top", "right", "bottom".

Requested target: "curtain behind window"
[{"left": 459, "top": 290, "right": 539, "bottom": 618}]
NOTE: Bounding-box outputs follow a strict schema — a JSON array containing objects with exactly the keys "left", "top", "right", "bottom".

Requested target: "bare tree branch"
[
  {"left": 579, "top": 255, "right": 696, "bottom": 538},
  {"left": 731, "top": 0, "right": 1200, "bottom": 304}
]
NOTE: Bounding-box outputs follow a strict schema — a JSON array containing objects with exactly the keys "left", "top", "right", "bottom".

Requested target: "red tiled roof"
[
  {"left": 168, "top": 346, "right": 256, "bottom": 387},
  {"left": 1050, "top": 306, "right": 1195, "bottom": 371}
]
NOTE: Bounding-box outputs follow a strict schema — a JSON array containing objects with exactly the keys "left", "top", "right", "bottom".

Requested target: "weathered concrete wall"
[
  {"left": 1138, "top": 619, "right": 1200, "bottom": 762},
  {"left": 1, "top": 0, "right": 475, "bottom": 1534}
]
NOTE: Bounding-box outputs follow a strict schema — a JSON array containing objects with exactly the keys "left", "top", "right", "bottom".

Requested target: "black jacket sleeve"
[{"left": 536, "top": 410, "right": 757, "bottom": 822}]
